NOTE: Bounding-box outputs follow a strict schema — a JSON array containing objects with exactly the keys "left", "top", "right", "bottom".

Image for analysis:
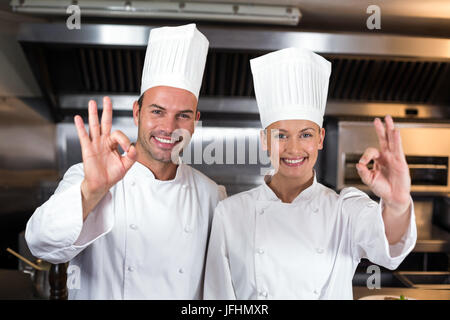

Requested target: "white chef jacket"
[
  {"left": 25, "top": 161, "right": 226, "bottom": 300},
  {"left": 204, "top": 172, "right": 417, "bottom": 300}
]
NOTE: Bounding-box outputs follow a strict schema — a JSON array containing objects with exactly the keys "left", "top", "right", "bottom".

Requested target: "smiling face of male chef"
[
  {"left": 132, "top": 86, "right": 200, "bottom": 163},
  {"left": 262, "top": 119, "right": 325, "bottom": 182}
]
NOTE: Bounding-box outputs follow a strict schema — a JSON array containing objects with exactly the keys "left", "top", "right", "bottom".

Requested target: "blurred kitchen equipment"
[
  {"left": 394, "top": 271, "right": 450, "bottom": 290},
  {"left": 323, "top": 120, "right": 450, "bottom": 194},
  {"left": 6, "top": 247, "right": 50, "bottom": 299},
  {"left": 6, "top": 247, "right": 48, "bottom": 271},
  {"left": 16, "top": 231, "right": 69, "bottom": 299},
  {"left": 414, "top": 201, "right": 434, "bottom": 239},
  {"left": 434, "top": 195, "right": 450, "bottom": 232}
]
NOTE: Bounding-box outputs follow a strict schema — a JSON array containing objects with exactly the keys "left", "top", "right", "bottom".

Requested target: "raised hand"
[
  {"left": 356, "top": 115, "right": 411, "bottom": 212},
  {"left": 74, "top": 96, "right": 137, "bottom": 219}
]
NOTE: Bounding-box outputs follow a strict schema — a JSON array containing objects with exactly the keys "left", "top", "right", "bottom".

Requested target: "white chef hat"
[
  {"left": 140, "top": 23, "right": 209, "bottom": 100},
  {"left": 250, "top": 47, "right": 332, "bottom": 128}
]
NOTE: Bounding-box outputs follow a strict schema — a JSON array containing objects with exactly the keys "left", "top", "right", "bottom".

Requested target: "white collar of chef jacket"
[
  {"left": 259, "top": 169, "right": 318, "bottom": 204},
  {"left": 129, "top": 157, "right": 186, "bottom": 185}
]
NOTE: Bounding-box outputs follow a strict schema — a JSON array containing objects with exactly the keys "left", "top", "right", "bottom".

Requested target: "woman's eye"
[{"left": 278, "top": 134, "right": 287, "bottom": 139}]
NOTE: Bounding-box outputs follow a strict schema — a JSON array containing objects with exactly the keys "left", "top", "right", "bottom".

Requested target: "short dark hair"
[{"left": 137, "top": 93, "right": 145, "bottom": 111}]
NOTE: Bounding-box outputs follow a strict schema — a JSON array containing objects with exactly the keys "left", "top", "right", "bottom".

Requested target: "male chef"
[
  {"left": 25, "top": 24, "right": 226, "bottom": 299},
  {"left": 204, "top": 47, "right": 417, "bottom": 299}
]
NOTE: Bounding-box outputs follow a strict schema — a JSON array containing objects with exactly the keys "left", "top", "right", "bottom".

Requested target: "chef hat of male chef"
[
  {"left": 140, "top": 23, "right": 209, "bottom": 100},
  {"left": 250, "top": 47, "right": 332, "bottom": 128}
]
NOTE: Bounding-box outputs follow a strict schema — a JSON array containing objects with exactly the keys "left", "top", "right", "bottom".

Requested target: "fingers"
[
  {"left": 356, "top": 162, "right": 373, "bottom": 186},
  {"left": 358, "top": 147, "right": 380, "bottom": 165},
  {"left": 121, "top": 143, "right": 137, "bottom": 171},
  {"left": 111, "top": 130, "right": 137, "bottom": 172},
  {"left": 109, "top": 130, "right": 137, "bottom": 170},
  {"left": 88, "top": 100, "right": 101, "bottom": 140},
  {"left": 374, "top": 117, "right": 388, "bottom": 151},
  {"left": 74, "top": 115, "right": 91, "bottom": 150},
  {"left": 384, "top": 115, "right": 396, "bottom": 151},
  {"left": 356, "top": 147, "right": 380, "bottom": 187},
  {"left": 374, "top": 115, "right": 400, "bottom": 154},
  {"left": 110, "top": 130, "right": 132, "bottom": 155},
  {"left": 383, "top": 115, "right": 405, "bottom": 157},
  {"left": 101, "top": 96, "right": 112, "bottom": 136}
]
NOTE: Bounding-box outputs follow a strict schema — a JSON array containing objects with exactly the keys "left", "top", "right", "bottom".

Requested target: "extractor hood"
[{"left": 17, "top": 22, "right": 450, "bottom": 122}]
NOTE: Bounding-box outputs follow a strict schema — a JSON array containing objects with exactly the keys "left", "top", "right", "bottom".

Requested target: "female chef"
[{"left": 204, "top": 47, "right": 417, "bottom": 300}]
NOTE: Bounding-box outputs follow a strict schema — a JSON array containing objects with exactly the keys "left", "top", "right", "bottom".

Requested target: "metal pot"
[{"left": 22, "top": 259, "right": 50, "bottom": 299}]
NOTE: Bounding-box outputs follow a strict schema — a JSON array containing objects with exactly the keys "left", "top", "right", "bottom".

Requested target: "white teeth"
[
  {"left": 284, "top": 158, "right": 305, "bottom": 164},
  {"left": 154, "top": 136, "right": 177, "bottom": 144}
]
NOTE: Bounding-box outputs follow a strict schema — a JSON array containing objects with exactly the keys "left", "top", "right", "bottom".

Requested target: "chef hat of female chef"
[
  {"left": 140, "top": 23, "right": 209, "bottom": 100},
  {"left": 250, "top": 47, "right": 331, "bottom": 128}
]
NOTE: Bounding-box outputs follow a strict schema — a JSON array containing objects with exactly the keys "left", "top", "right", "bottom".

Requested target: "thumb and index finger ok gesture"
[
  {"left": 356, "top": 115, "right": 411, "bottom": 211},
  {"left": 74, "top": 97, "right": 137, "bottom": 197}
]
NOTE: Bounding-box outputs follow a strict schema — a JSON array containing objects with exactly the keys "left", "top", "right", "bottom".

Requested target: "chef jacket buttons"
[
  {"left": 131, "top": 181, "right": 136, "bottom": 187},
  {"left": 259, "top": 209, "right": 265, "bottom": 215},
  {"left": 184, "top": 226, "right": 191, "bottom": 233},
  {"left": 259, "top": 291, "right": 268, "bottom": 298},
  {"left": 316, "top": 248, "right": 324, "bottom": 254},
  {"left": 313, "top": 289, "right": 319, "bottom": 295},
  {"left": 130, "top": 224, "right": 138, "bottom": 230},
  {"left": 313, "top": 207, "right": 319, "bottom": 213},
  {"left": 127, "top": 266, "right": 134, "bottom": 272},
  {"left": 178, "top": 268, "right": 184, "bottom": 274},
  {"left": 257, "top": 248, "right": 265, "bottom": 254}
]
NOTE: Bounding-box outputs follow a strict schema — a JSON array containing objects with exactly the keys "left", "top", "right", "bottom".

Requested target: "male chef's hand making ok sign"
[
  {"left": 74, "top": 97, "right": 137, "bottom": 220},
  {"left": 356, "top": 115, "right": 412, "bottom": 244}
]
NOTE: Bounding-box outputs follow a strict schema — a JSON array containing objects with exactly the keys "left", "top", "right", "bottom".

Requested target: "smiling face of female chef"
[
  {"left": 132, "top": 86, "right": 200, "bottom": 163},
  {"left": 261, "top": 119, "right": 325, "bottom": 182}
]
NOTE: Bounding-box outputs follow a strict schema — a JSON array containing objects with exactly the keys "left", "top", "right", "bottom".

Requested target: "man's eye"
[
  {"left": 278, "top": 134, "right": 287, "bottom": 139},
  {"left": 178, "top": 113, "right": 191, "bottom": 119},
  {"left": 152, "top": 110, "right": 162, "bottom": 115},
  {"left": 301, "top": 133, "right": 313, "bottom": 138}
]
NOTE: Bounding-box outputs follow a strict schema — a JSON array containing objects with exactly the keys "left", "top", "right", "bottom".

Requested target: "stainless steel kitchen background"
[{"left": 1, "top": 0, "right": 450, "bottom": 298}]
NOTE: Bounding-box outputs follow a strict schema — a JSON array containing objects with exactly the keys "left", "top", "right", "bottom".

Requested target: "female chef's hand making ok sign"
[
  {"left": 74, "top": 97, "right": 137, "bottom": 220},
  {"left": 356, "top": 115, "right": 411, "bottom": 214}
]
